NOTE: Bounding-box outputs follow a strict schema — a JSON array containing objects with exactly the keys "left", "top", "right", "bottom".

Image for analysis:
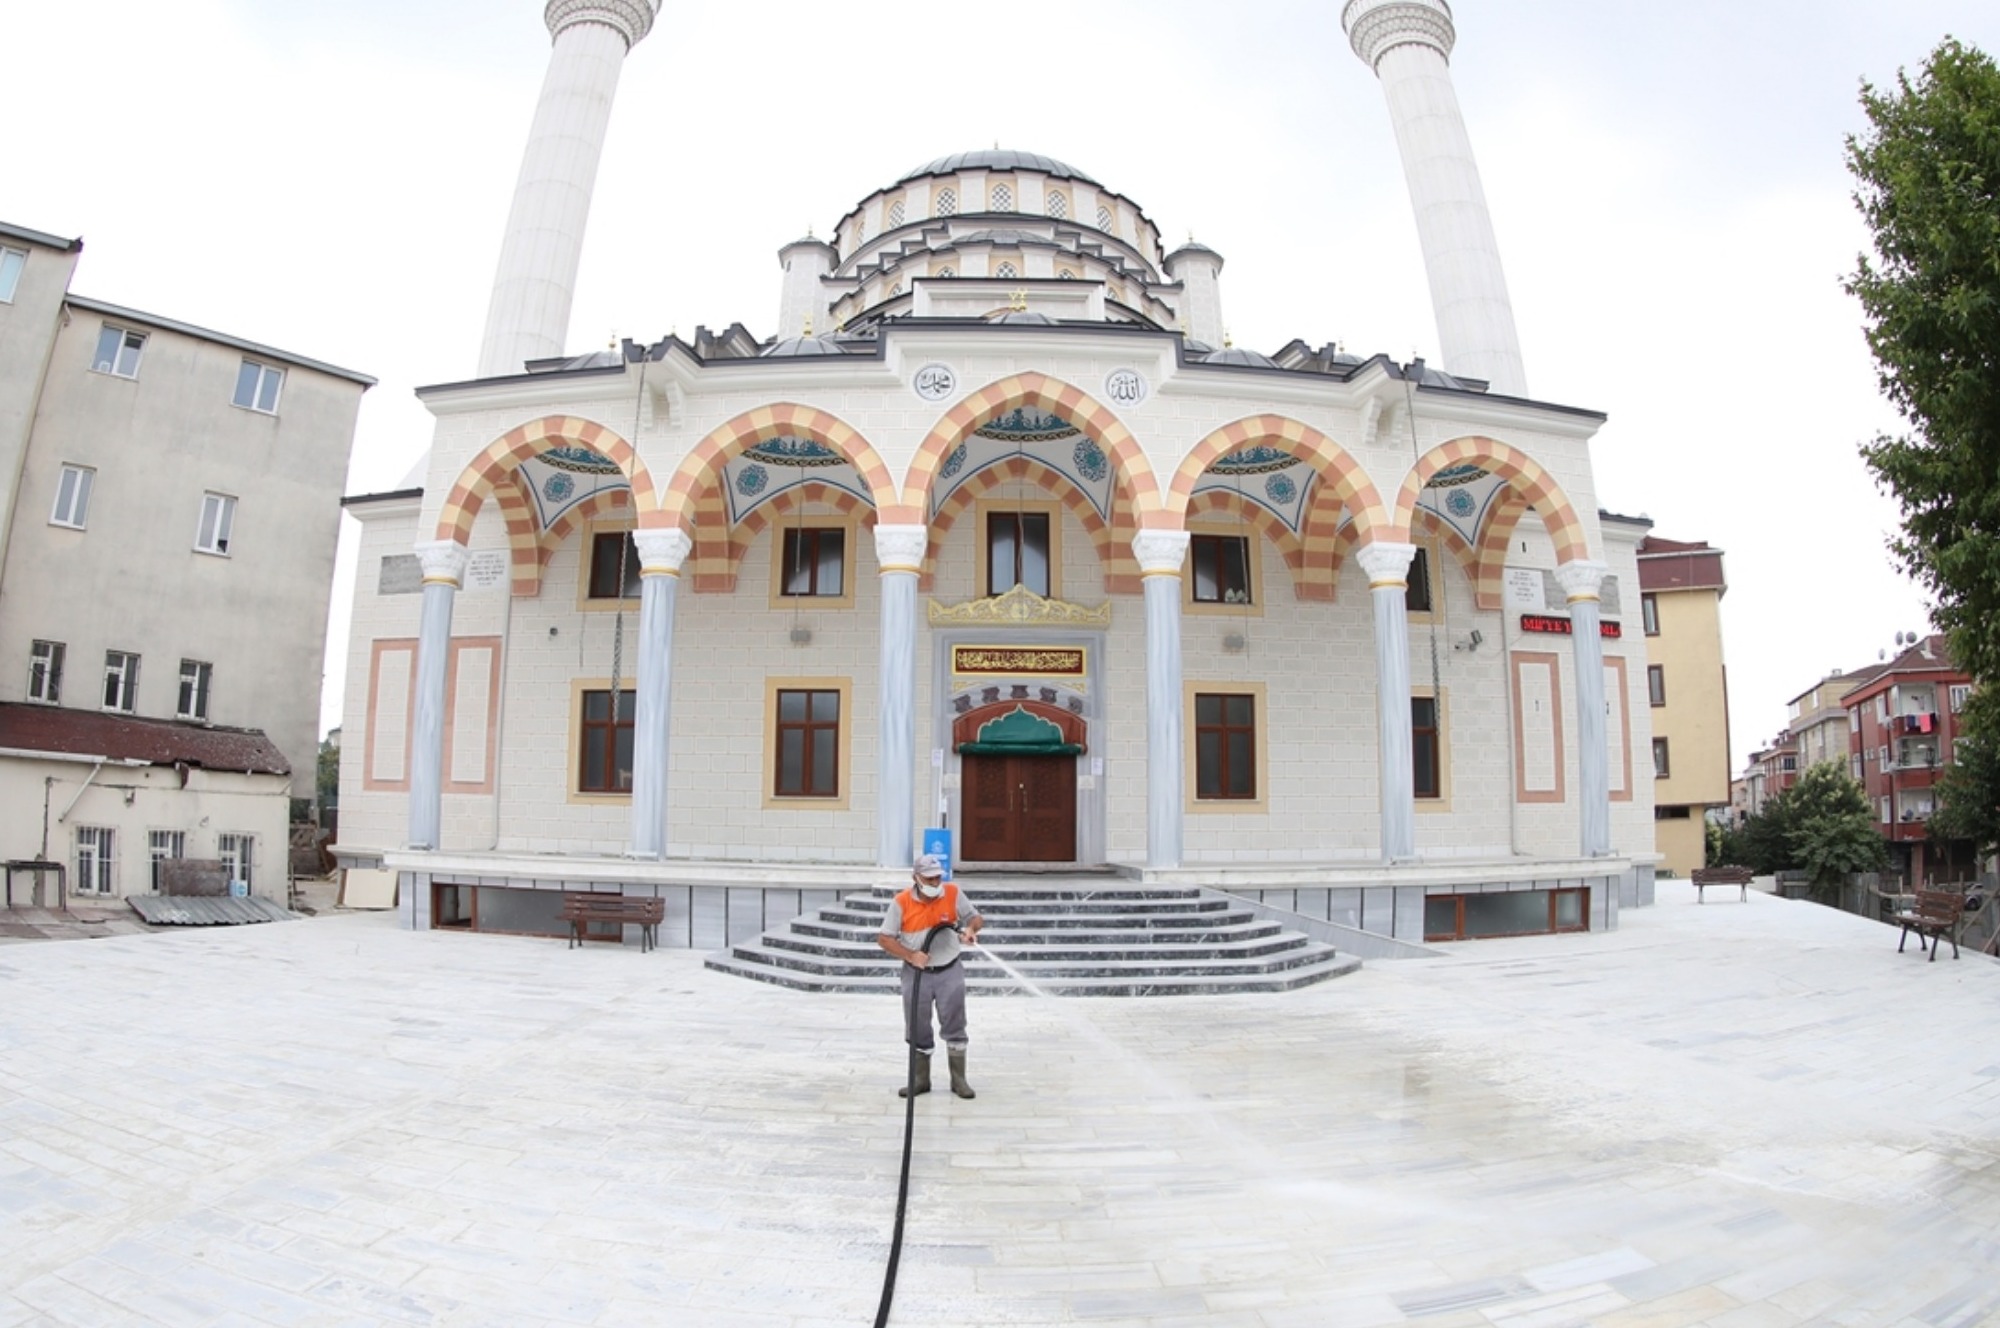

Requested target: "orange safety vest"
[{"left": 895, "top": 882, "right": 962, "bottom": 935}]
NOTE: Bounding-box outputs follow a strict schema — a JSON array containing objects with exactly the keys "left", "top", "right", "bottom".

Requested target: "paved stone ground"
[{"left": 2, "top": 881, "right": 1998, "bottom": 1326}]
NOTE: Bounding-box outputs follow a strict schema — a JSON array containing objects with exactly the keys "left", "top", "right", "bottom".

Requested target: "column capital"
[
  {"left": 1132, "top": 529, "right": 1191, "bottom": 577},
  {"left": 1356, "top": 539, "right": 1418, "bottom": 589},
  {"left": 633, "top": 528, "right": 692, "bottom": 576},
  {"left": 1341, "top": 0, "right": 1455, "bottom": 70},
  {"left": 874, "top": 524, "right": 929, "bottom": 575},
  {"left": 1554, "top": 559, "right": 1609, "bottom": 603},
  {"left": 415, "top": 539, "right": 469, "bottom": 588},
  {"left": 544, "top": 0, "right": 658, "bottom": 48}
]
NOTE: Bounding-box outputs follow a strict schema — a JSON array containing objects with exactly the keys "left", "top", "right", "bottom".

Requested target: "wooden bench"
[
  {"left": 560, "top": 893, "right": 665, "bottom": 952},
  {"left": 1690, "top": 865, "right": 1753, "bottom": 904},
  {"left": 1895, "top": 888, "right": 1962, "bottom": 962}
]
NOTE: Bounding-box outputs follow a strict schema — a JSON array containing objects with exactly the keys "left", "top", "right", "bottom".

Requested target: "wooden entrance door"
[{"left": 962, "top": 755, "right": 1077, "bottom": 862}]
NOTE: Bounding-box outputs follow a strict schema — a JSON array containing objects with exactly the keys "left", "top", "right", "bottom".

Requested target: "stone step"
[
  {"left": 792, "top": 916, "right": 1285, "bottom": 945},
  {"left": 816, "top": 904, "right": 1257, "bottom": 931},
  {"left": 760, "top": 931, "right": 1311, "bottom": 963},
  {"left": 704, "top": 947, "right": 1363, "bottom": 996},
  {"left": 727, "top": 937, "right": 1331, "bottom": 980},
  {"left": 841, "top": 893, "right": 1235, "bottom": 917}
]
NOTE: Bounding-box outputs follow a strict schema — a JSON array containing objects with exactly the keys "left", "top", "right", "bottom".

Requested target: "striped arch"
[
  {"left": 661, "top": 404, "right": 895, "bottom": 532},
  {"left": 1169, "top": 416, "right": 1392, "bottom": 542},
  {"left": 713, "top": 481, "right": 877, "bottom": 593},
  {"left": 903, "top": 372, "right": 1166, "bottom": 529},
  {"left": 1409, "top": 504, "right": 1481, "bottom": 600},
  {"left": 1185, "top": 489, "right": 1314, "bottom": 603},
  {"left": 535, "top": 487, "right": 637, "bottom": 595},
  {"left": 434, "top": 416, "right": 659, "bottom": 554},
  {"left": 1394, "top": 437, "right": 1589, "bottom": 565},
  {"left": 1470, "top": 489, "right": 1532, "bottom": 610},
  {"left": 490, "top": 471, "right": 542, "bottom": 596},
  {"left": 925, "top": 455, "right": 1132, "bottom": 593}
]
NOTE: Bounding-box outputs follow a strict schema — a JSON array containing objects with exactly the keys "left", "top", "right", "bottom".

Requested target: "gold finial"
[
  {"left": 803, "top": 313, "right": 814, "bottom": 336},
  {"left": 1223, "top": 329, "right": 1235, "bottom": 349},
  {"left": 1009, "top": 289, "right": 1030, "bottom": 312}
]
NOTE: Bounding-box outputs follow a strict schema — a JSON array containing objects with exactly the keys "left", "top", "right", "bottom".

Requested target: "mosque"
[{"left": 335, "top": 0, "right": 1659, "bottom": 947}]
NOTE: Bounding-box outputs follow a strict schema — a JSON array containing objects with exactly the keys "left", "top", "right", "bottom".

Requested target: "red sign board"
[{"left": 1520, "top": 614, "right": 1622, "bottom": 639}]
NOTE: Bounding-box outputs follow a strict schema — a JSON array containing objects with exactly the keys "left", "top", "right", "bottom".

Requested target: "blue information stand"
[{"left": 921, "top": 828, "right": 953, "bottom": 879}]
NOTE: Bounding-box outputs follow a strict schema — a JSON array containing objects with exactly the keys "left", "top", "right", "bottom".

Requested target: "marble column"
[
  {"left": 409, "top": 539, "right": 469, "bottom": 851},
  {"left": 627, "top": 528, "right": 693, "bottom": 860},
  {"left": 1135, "top": 530, "right": 1191, "bottom": 870},
  {"left": 1557, "top": 559, "right": 1612, "bottom": 856},
  {"left": 1358, "top": 540, "right": 1419, "bottom": 863},
  {"left": 875, "top": 525, "right": 928, "bottom": 868}
]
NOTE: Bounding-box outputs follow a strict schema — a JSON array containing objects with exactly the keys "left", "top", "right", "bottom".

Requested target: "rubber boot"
[
  {"left": 898, "top": 1053, "right": 931, "bottom": 1098},
  {"left": 947, "top": 1048, "right": 975, "bottom": 1100}
]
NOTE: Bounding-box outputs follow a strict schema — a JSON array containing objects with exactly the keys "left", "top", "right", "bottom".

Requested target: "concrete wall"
[
  {"left": 0, "top": 303, "right": 367, "bottom": 790},
  {"left": 0, "top": 230, "right": 81, "bottom": 602},
  {"left": 0, "top": 753, "right": 289, "bottom": 900}
]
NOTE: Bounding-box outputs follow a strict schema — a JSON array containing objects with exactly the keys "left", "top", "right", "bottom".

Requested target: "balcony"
[{"left": 1894, "top": 712, "right": 1940, "bottom": 736}]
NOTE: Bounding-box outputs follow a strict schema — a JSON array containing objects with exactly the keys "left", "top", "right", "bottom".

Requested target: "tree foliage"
[
  {"left": 1933, "top": 686, "right": 2000, "bottom": 855},
  {"left": 1846, "top": 39, "right": 2000, "bottom": 683},
  {"left": 1784, "top": 763, "right": 1890, "bottom": 894}
]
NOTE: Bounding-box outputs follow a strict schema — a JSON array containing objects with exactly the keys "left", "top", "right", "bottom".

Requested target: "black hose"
[{"left": 873, "top": 921, "right": 958, "bottom": 1327}]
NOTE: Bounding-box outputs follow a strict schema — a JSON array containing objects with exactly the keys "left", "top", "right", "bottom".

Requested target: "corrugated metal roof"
[
  {"left": 129, "top": 895, "right": 299, "bottom": 926},
  {"left": 0, "top": 703, "right": 290, "bottom": 776}
]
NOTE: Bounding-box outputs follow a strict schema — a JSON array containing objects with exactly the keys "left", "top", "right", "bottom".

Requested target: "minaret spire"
[
  {"left": 1341, "top": 1, "right": 1527, "bottom": 396},
  {"left": 477, "top": 0, "right": 661, "bottom": 378}
]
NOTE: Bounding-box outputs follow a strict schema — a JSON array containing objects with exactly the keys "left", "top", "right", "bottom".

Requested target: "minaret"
[
  {"left": 1163, "top": 242, "right": 1226, "bottom": 348},
  {"left": 1341, "top": 0, "right": 1527, "bottom": 396},
  {"left": 477, "top": 0, "right": 660, "bottom": 378}
]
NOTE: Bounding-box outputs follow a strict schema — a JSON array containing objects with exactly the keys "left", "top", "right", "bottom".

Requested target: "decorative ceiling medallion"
[
  {"left": 928, "top": 583, "right": 1113, "bottom": 628},
  {"left": 913, "top": 363, "right": 957, "bottom": 401},
  {"left": 1104, "top": 368, "right": 1149, "bottom": 407},
  {"left": 1212, "top": 444, "right": 1297, "bottom": 475}
]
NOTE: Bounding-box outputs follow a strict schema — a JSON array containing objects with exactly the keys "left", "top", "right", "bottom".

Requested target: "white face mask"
[{"left": 915, "top": 877, "right": 944, "bottom": 900}]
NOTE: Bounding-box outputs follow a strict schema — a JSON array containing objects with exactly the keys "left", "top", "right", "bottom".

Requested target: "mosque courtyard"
[{"left": 2, "top": 883, "right": 1997, "bottom": 1327}]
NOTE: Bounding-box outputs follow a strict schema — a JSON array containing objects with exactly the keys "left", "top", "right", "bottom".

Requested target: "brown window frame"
[
  {"left": 1424, "top": 887, "right": 1590, "bottom": 942},
  {"left": 1405, "top": 545, "right": 1433, "bottom": 614},
  {"left": 780, "top": 527, "right": 846, "bottom": 598},
  {"left": 1412, "top": 695, "right": 1441, "bottom": 799},
  {"left": 774, "top": 688, "right": 841, "bottom": 798},
  {"left": 1194, "top": 691, "right": 1257, "bottom": 801},
  {"left": 1652, "top": 737, "right": 1671, "bottom": 779},
  {"left": 1647, "top": 664, "right": 1666, "bottom": 707},
  {"left": 578, "top": 688, "right": 636, "bottom": 793},
  {"left": 587, "top": 531, "right": 641, "bottom": 600},
  {"left": 985, "top": 510, "right": 1051, "bottom": 597},
  {"left": 1190, "top": 533, "right": 1253, "bottom": 605},
  {"left": 1641, "top": 593, "right": 1660, "bottom": 636}
]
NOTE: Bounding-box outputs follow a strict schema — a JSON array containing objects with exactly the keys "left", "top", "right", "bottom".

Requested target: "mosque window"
[
  {"left": 1190, "top": 534, "right": 1252, "bottom": 605},
  {"left": 935, "top": 188, "right": 957, "bottom": 217},
  {"left": 780, "top": 528, "right": 846, "bottom": 598},
  {"left": 991, "top": 183, "right": 1013, "bottom": 210},
  {"left": 587, "top": 530, "right": 642, "bottom": 600},
  {"left": 995, "top": 262, "right": 1018, "bottom": 280},
  {"left": 1412, "top": 696, "right": 1441, "bottom": 799},
  {"left": 888, "top": 199, "right": 906, "bottom": 227},
  {"left": 1194, "top": 692, "right": 1257, "bottom": 800},
  {"left": 935, "top": 266, "right": 954, "bottom": 278},
  {"left": 773, "top": 688, "right": 842, "bottom": 798},
  {"left": 891, "top": 279, "right": 905, "bottom": 296},
  {"left": 1096, "top": 205, "right": 1114, "bottom": 231},
  {"left": 1058, "top": 269, "right": 1075, "bottom": 280},
  {"left": 1405, "top": 546, "right": 1434, "bottom": 613},
  {"left": 578, "top": 689, "right": 636, "bottom": 793},
  {"left": 1047, "top": 192, "right": 1069, "bottom": 220},
  {"left": 986, "top": 511, "right": 1051, "bottom": 597}
]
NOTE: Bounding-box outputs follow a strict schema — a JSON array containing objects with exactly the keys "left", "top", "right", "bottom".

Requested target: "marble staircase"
[{"left": 704, "top": 876, "right": 1362, "bottom": 995}]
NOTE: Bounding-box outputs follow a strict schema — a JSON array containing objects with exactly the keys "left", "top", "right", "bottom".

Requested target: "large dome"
[{"left": 896, "top": 150, "right": 1099, "bottom": 188}]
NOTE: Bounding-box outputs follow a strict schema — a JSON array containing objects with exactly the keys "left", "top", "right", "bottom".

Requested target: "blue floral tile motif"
[
  {"left": 1446, "top": 488, "right": 1477, "bottom": 518},
  {"left": 1073, "top": 439, "right": 1108, "bottom": 482},
  {"left": 940, "top": 443, "right": 967, "bottom": 479},
  {"left": 736, "top": 464, "right": 768, "bottom": 497},
  {"left": 975, "top": 407, "right": 1079, "bottom": 441},
  {"left": 543, "top": 473, "right": 575, "bottom": 503},
  {"left": 542, "top": 445, "right": 621, "bottom": 474},
  {"left": 1265, "top": 473, "right": 1298, "bottom": 506},
  {"left": 1428, "top": 462, "right": 1487, "bottom": 487},
  {"left": 746, "top": 435, "right": 843, "bottom": 468}
]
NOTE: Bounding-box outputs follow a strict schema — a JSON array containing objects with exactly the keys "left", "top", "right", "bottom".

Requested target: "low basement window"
[{"left": 1425, "top": 888, "right": 1589, "bottom": 942}]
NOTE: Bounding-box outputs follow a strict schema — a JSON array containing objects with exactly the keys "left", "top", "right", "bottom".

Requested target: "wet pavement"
[{"left": 1, "top": 880, "right": 1997, "bottom": 1326}]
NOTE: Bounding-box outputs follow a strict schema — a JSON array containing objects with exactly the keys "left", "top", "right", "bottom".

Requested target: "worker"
[{"left": 877, "top": 852, "right": 983, "bottom": 1099}]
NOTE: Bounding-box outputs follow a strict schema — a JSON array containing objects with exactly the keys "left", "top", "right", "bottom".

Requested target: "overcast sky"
[{"left": 8, "top": 0, "right": 1996, "bottom": 770}]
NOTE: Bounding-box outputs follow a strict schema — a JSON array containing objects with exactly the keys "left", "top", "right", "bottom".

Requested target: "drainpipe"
[{"left": 56, "top": 758, "right": 108, "bottom": 825}]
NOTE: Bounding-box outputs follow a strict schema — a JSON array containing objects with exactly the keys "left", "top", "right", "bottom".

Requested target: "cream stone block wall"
[{"left": 337, "top": 502, "right": 425, "bottom": 855}]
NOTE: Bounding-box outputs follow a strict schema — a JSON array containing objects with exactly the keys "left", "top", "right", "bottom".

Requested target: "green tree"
[
  {"left": 1785, "top": 763, "right": 1890, "bottom": 899},
  {"left": 1740, "top": 788, "right": 1799, "bottom": 875},
  {"left": 1846, "top": 40, "right": 2000, "bottom": 683},
  {"left": 316, "top": 734, "right": 340, "bottom": 813},
  {"left": 1932, "top": 686, "right": 2000, "bottom": 856}
]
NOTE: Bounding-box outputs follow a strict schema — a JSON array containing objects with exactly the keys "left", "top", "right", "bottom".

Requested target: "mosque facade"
[{"left": 336, "top": 0, "right": 1659, "bottom": 945}]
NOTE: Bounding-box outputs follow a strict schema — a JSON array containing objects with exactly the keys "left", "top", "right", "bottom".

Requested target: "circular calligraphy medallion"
[
  {"left": 913, "top": 363, "right": 957, "bottom": 402},
  {"left": 1446, "top": 488, "right": 1476, "bottom": 519},
  {"left": 1103, "top": 368, "right": 1149, "bottom": 407}
]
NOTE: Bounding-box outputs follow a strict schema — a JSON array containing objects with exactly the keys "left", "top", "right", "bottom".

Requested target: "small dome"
[
  {"left": 990, "top": 310, "right": 1059, "bottom": 326},
  {"left": 760, "top": 335, "right": 845, "bottom": 358},
  {"left": 1203, "top": 346, "right": 1277, "bottom": 368},
  {"left": 1182, "top": 337, "right": 1217, "bottom": 356},
  {"left": 897, "top": 150, "right": 1100, "bottom": 188}
]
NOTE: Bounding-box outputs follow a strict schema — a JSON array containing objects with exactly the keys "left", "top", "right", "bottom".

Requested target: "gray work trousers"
[{"left": 900, "top": 960, "right": 968, "bottom": 1054}]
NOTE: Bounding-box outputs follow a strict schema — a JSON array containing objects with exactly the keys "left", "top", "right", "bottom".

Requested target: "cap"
[{"left": 914, "top": 853, "right": 946, "bottom": 879}]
